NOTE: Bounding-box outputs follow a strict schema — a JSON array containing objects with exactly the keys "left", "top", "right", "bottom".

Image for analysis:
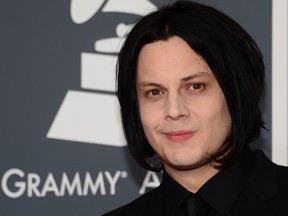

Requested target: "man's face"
[{"left": 136, "top": 36, "right": 231, "bottom": 174}]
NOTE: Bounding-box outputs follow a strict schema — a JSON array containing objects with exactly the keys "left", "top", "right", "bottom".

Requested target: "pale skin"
[{"left": 136, "top": 36, "right": 231, "bottom": 193}]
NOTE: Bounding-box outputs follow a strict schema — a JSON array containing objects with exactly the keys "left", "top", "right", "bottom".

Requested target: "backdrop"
[{"left": 0, "top": 0, "right": 272, "bottom": 215}]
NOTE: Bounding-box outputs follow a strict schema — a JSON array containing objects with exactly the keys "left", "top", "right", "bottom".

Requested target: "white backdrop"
[{"left": 272, "top": 0, "right": 288, "bottom": 166}]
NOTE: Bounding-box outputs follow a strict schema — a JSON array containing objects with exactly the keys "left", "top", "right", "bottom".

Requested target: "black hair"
[{"left": 116, "top": 0, "right": 265, "bottom": 171}]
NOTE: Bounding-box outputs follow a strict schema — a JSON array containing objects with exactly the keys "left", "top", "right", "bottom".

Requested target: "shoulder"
[
  {"left": 276, "top": 163, "right": 288, "bottom": 179},
  {"left": 275, "top": 163, "right": 288, "bottom": 192},
  {"left": 248, "top": 150, "right": 288, "bottom": 212},
  {"left": 265, "top": 163, "right": 288, "bottom": 214},
  {"left": 250, "top": 150, "right": 288, "bottom": 185},
  {"left": 102, "top": 186, "right": 163, "bottom": 216},
  {"left": 248, "top": 150, "right": 288, "bottom": 189}
]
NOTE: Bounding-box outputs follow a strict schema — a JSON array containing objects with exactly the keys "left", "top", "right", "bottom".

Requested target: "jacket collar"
[
  {"left": 160, "top": 149, "right": 279, "bottom": 216},
  {"left": 197, "top": 149, "right": 279, "bottom": 215}
]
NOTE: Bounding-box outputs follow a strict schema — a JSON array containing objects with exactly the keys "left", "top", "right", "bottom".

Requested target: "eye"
[
  {"left": 189, "top": 83, "right": 205, "bottom": 91},
  {"left": 146, "top": 89, "right": 162, "bottom": 96}
]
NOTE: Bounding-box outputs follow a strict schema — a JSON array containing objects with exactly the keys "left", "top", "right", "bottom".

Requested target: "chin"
[
  {"left": 165, "top": 154, "right": 212, "bottom": 171},
  {"left": 165, "top": 159, "right": 204, "bottom": 171}
]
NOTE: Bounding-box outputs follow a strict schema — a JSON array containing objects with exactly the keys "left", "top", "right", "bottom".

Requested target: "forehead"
[{"left": 136, "top": 36, "right": 213, "bottom": 82}]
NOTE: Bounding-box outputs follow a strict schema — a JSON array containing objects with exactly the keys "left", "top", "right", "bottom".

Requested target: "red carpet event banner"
[{"left": 0, "top": 0, "right": 273, "bottom": 215}]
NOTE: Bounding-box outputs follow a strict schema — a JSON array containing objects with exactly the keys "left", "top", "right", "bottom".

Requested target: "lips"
[{"left": 163, "top": 130, "right": 194, "bottom": 142}]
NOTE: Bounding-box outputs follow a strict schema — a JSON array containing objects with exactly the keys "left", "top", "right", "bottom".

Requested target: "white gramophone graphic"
[{"left": 47, "top": 0, "right": 157, "bottom": 146}]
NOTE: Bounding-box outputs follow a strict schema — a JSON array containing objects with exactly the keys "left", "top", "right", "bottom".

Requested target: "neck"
[{"left": 164, "top": 164, "right": 220, "bottom": 193}]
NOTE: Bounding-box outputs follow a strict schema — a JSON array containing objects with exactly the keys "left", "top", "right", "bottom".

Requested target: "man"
[{"left": 104, "top": 1, "right": 288, "bottom": 215}]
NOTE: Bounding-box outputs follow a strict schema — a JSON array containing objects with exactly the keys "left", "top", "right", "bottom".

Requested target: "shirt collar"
[
  {"left": 196, "top": 156, "right": 247, "bottom": 216},
  {"left": 160, "top": 151, "right": 249, "bottom": 216},
  {"left": 159, "top": 149, "right": 277, "bottom": 216},
  {"left": 160, "top": 170, "right": 191, "bottom": 215}
]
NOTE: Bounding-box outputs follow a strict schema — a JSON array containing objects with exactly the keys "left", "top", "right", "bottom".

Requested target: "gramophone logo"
[{"left": 47, "top": 0, "right": 157, "bottom": 146}]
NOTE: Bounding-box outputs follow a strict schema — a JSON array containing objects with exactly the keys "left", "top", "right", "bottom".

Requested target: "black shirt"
[{"left": 103, "top": 150, "right": 288, "bottom": 216}]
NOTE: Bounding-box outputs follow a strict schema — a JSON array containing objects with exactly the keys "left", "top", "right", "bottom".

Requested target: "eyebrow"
[
  {"left": 137, "top": 72, "right": 211, "bottom": 88},
  {"left": 180, "top": 72, "right": 211, "bottom": 82},
  {"left": 137, "top": 82, "right": 163, "bottom": 89}
]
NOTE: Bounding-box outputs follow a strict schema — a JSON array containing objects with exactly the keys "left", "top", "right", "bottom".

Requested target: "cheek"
[
  {"left": 208, "top": 101, "right": 231, "bottom": 140},
  {"left": 138, "top": 101, "right": 164, "bottom": 146},
  {"left": 195, "top": 96, "right": 231, "bottom": 138},
  {"left": 218, "top": 98, "right": 231, "bottom": 129},
  {"left": 138, "top": 99, "right": 163, "bottom": 127}
]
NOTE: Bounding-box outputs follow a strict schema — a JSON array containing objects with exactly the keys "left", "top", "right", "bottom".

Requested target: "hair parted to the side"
[{"left": 116, "top": 0, "right": 265, "bottom": 171}]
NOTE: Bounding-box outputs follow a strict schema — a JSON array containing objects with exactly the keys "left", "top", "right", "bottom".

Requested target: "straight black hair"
[{"left": 117, "top": 0, "right": 265, "bottom": 171}]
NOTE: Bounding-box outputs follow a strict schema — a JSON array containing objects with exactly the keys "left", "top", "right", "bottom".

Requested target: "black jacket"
[{"left": 104, "top": 150, "right": 288, "bottom": 216}]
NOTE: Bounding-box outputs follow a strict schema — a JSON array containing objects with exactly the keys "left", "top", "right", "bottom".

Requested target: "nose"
[{"left": 164, "top": 93, "right": 190, "bottom": 120}]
